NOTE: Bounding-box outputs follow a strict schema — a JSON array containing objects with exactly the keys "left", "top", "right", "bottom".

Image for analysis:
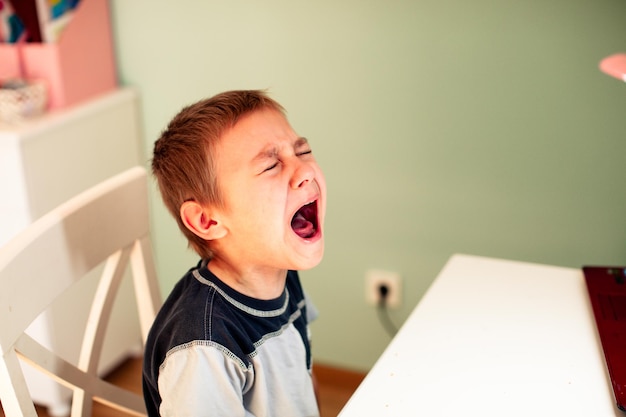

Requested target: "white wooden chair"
[{"left": 0, "top": 166, "right": 162, "bottom": 417}]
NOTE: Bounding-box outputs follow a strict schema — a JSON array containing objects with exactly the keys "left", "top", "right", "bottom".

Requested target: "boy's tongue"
[{"left": 292, "top": 212, "right": 315, "bottom": 238}]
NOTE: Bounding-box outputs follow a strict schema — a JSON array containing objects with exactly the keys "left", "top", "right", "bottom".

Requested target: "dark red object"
[{"left": 583, "top": 266, "right": 626, "bottom": 412}]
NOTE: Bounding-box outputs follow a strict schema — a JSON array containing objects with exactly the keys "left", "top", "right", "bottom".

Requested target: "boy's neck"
[{"left": 207, "top": 257, "right": 288, "bottom": 300}]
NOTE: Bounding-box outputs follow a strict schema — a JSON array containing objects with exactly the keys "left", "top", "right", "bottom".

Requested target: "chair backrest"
[{"left": 0, "top": 166, "right": 162, "bottom": 417}]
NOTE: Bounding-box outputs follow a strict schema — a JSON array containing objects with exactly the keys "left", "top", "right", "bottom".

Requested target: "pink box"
[
  {"left": 0, "top": 45, "right": 21, "bottom": 80},
  {"left": 0, "top": 0, "right": 117, "bottom": 110}
]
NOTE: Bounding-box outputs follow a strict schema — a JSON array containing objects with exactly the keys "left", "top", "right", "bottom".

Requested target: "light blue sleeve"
[{"left": 158, "top": 343, "right": 253, "bottom": 417}]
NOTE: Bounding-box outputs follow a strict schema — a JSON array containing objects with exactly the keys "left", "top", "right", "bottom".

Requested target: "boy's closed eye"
[
  {"left": 263, "top": 161, "right": 279, "bottom": 172},
  {"left": 261, "top": 149, "right": 313, "bottom": 173}
]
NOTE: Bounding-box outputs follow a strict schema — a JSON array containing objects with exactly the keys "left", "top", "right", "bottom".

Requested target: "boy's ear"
[{"left": 180, "top": 200, "right": 227, "bottom": 240}]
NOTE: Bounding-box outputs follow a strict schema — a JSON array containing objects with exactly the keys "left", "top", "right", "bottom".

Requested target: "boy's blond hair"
[{"left": 152, "top": 90, "right": 285, "bottom": 259}]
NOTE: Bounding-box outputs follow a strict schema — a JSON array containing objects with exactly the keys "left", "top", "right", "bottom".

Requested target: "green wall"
[{"left": 110, "top": 0, "right": 626, "bottom": 372}]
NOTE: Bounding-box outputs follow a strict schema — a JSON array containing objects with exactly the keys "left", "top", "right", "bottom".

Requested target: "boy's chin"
[
  {"left": 297, "top": 258, "right": 323, "bottom": 271},
  {"left": 291, "top": 245, "right": 324, "bottom": 271}
]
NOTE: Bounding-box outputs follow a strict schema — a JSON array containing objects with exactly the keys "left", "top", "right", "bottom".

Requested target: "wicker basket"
[{"left": 0, "top": 81, "right": 47, "bottom": 123}]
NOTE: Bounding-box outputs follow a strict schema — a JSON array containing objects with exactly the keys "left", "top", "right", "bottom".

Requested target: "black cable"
[{"left": 376, "top": 284, "right": 399, "bottom": 337}]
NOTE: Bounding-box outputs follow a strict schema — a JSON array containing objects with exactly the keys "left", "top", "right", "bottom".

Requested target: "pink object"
[
  {"left": 599, "top": 53, "right": 626, "bottom": 82},
  {"left": 0, "top": 45, "right": 21, "bottom": 80},
  {"left": 2, "top": 0, "right": 117, "bottom": 110}
]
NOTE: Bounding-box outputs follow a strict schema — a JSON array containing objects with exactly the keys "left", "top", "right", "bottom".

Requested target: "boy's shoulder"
[{"left": 148, "top": 263, "right": 306, "bottom": 358}]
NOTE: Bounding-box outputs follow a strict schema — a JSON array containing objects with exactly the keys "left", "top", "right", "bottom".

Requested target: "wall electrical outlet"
[{"left": 366, "top": 269, "right": 402, "bottom": 308}]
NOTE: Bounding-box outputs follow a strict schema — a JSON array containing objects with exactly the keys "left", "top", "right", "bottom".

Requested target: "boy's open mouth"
[{"left": 291, "top": 201, "right": 319, "bottom": 239}]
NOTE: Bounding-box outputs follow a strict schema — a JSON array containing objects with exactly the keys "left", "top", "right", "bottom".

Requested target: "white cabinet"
[
  {"left": 0, "top": 88, "right": 143, "bottom": 246},
  {"left": 0, "top": 88, "right": 145, "bottom": 416}
]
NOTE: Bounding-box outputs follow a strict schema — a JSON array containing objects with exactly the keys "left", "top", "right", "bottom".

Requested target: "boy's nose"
[{"left": 290, "top": 162, "right": 315, "bottom": 189}]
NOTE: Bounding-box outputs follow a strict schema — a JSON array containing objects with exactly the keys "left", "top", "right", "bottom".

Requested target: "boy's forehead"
[
  {"left": 216, "top": 109, "right": 306, "bottom": 163},
  {"left": 252, "top": 137, "right": 309, "bottom": 160},
  {"left": 235, "top": 107, "right": 286, "bottom": 127},
  {"left": 224, "top": 109, "right": 299, "bottom": 145}
]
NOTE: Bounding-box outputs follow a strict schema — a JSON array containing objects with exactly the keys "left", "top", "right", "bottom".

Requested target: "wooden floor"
[{"left": 1, "top": 357, "right": 365, "bottom": 417}]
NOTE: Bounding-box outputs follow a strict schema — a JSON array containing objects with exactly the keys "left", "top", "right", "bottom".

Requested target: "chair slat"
[
  {"left": 15, "top": 319, "right": 146, "bottom": 415},
  {"left": 78, "top": 246, "right": 132, "bottom": 375},
  {"left": 0, "top": 349, "right": 38, "bottom": 417},
  {"left": 130, "top": 237, "right": 162, "bottom": 342}
]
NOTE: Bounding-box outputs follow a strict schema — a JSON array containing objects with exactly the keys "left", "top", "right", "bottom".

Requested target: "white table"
[{"left": 339, "top": 254, "right": 622, "bottom": 416}]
